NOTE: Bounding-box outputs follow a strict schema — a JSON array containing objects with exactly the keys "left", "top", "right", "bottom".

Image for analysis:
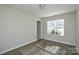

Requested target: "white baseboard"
[
  {"left": 0, "top": 39, "right": 37, "bottom": 55},
  {"left": 44, "top": 39, "right": 76, "bottom": 46}
]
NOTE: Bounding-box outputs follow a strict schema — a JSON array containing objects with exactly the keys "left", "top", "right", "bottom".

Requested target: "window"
[{"left": 47, "top": 19, "right": 64, "bottom": 36}]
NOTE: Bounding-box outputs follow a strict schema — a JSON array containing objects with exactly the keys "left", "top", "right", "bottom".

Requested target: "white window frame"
[{"left": 47, "top": 19, "right": 64, "bottom": 36}]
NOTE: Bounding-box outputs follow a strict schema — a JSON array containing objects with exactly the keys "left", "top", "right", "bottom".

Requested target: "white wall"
[
  {"left": 0, "top": 5, "right": 37, "bottom": 54},
  {"left": 41, "top": 12, "right": 76, "bottom": 45},
  {"left": 76, "top": 9, "right": 79, "bottom": 52}
]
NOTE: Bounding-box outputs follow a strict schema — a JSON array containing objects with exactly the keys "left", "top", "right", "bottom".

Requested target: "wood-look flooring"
[{"left": 2, "top": 39, "right": 79, "bottom": 55}]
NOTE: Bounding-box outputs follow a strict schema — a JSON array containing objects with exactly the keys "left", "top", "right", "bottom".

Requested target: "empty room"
[{"left": 0, "top": 4, "right": 79, "bottom": 55}]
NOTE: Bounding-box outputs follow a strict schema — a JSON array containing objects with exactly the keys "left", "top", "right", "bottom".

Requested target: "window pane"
[{"left": 47, "top": 19, "right": 64, "bottom": 36}]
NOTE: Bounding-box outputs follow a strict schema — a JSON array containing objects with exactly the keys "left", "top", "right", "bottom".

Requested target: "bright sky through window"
[{"left": 47, "top": 19, "right": 64, "bottom": 36}]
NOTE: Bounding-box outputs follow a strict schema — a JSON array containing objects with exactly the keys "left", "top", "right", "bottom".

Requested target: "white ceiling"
[{"left": 4, "top": 4, "right": 79, "bottom": 18}]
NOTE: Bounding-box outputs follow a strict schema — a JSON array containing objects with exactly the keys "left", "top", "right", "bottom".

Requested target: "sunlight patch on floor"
[{"left": 44, "top": 46, "right": 60, "bottom": 54}]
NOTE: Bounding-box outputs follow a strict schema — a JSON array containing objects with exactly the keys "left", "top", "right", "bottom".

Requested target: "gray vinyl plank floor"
[{"left": 2, "top": 39, "right": 79, "bottom": 55}]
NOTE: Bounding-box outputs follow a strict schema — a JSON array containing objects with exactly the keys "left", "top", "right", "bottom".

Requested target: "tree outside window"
[{"left": 47, "top": 19, "right": 64, "bottom": 36}]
